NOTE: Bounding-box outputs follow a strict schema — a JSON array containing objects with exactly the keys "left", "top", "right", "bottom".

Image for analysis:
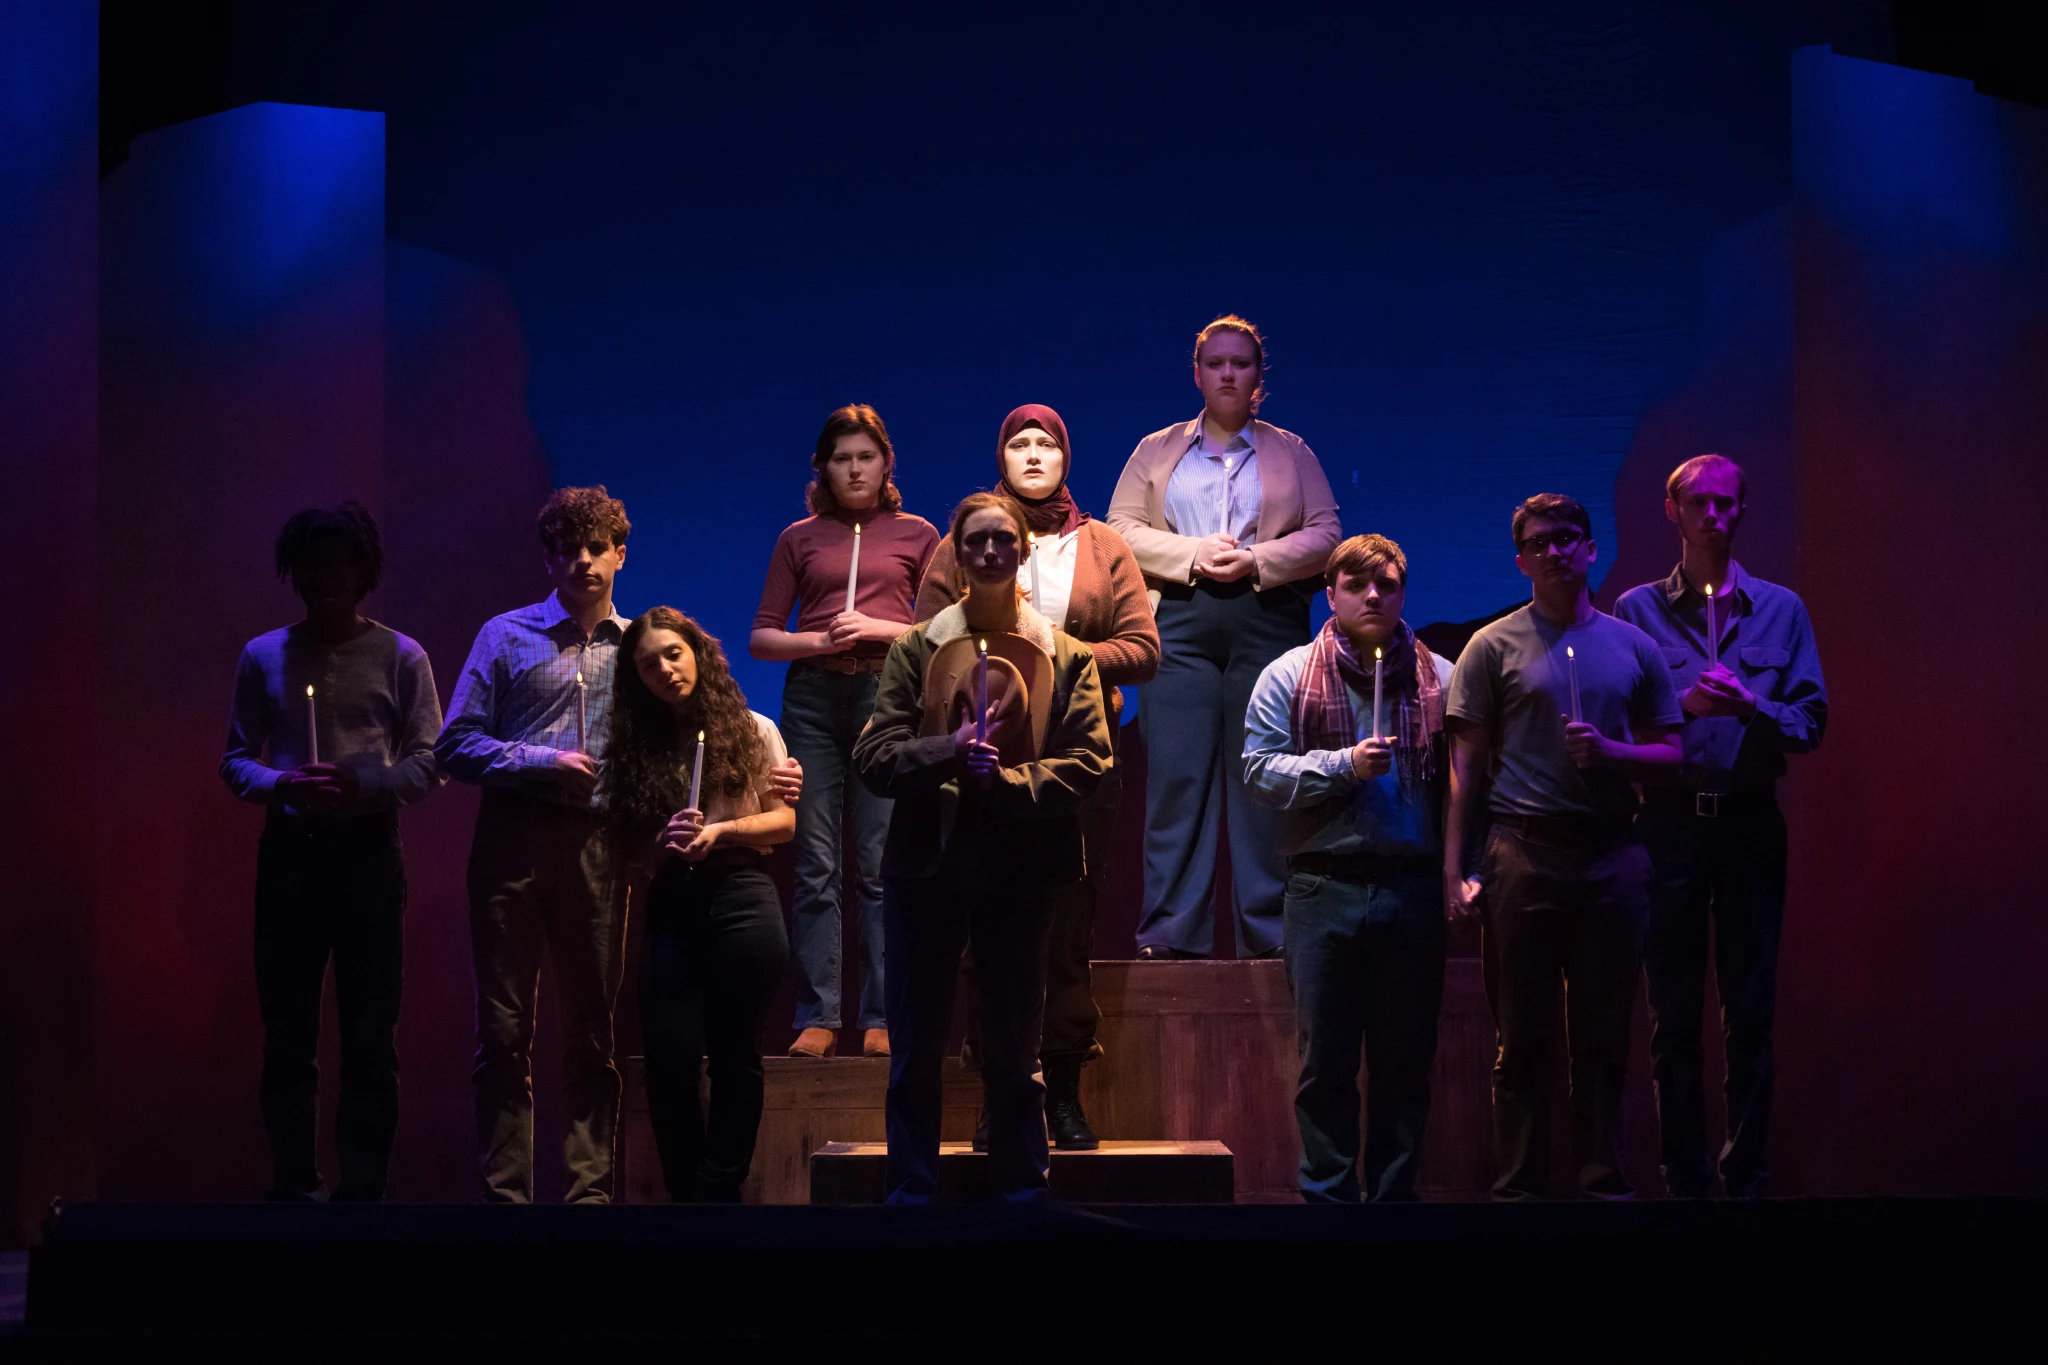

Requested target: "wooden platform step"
[{"left": 809, "top": 1139, "right": 1234, "bottom": 1205}]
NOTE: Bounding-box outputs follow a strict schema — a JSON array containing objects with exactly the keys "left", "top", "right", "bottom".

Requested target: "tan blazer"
[{"left": 1106, "top": 416, "right": 1341, "bottom": 601}]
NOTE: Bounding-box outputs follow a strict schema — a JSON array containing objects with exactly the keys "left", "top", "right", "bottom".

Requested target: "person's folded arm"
[
  {"left": 219, "top": 647, "right": 284, "bottom": 803},
  {"left": 434, "top": 633, "right": 554, "bottom": 787},
  {"left": 1241, "top": 656, "right": 1353, "bottom": 810},
  {"left": 1249, "top": 448, "right": 1341, "bottom": 588},
  {"left": 1106, "top": 449, "right": 1203, "bottom": 584}
]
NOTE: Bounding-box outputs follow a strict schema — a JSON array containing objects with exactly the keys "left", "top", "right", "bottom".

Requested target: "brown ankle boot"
[
  {"left": 788, "top": 1027, "right": 837, "bottom": 1059},
  {"left": 862, "top": 1028, "right": 891, "bottom": 1057}
]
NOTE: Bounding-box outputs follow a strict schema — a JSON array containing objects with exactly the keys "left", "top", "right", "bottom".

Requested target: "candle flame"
[
  {"left": 853, "top": 521, "right": 861, "bottom": 536},
  {"left": 1704, "top": 583, "right": 1714, "bottom": 598},
  {"left": 305, "top": 684, "right": 314, "bottom": 698},
  {"left": 698, "top": 730, "right": 705, "bottom": 741},
  {"left": 1374, "top": 646, "right": 1382, "bottom": 660},
  {"left": 1567, "top": 646, "right": 1576, "bottom": 659},
  {"left": 575, "top": 670, "right": 584, "bottom": 685},
  {"left": 978, "top": 638, "right": 987, "bottom": 654}
]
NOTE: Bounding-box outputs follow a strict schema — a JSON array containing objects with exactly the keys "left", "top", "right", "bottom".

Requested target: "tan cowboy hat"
[{"left": 920, "top": 631, "right": 1055, "bottom": 765}]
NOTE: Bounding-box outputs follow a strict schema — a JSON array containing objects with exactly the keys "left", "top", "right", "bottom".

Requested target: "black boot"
[{"left": 1044, "top": 1056, "right": 1099, "bottom": 1151}]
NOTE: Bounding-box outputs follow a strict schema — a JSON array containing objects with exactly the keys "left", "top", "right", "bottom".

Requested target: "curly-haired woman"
[{"left": 609, "top": 607, "right": 795, "bottom": 1203}]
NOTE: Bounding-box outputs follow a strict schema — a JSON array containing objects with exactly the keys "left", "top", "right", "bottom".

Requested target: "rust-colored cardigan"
[{"left": 914, "top": 520, "right": 1160, "bottom": 691}]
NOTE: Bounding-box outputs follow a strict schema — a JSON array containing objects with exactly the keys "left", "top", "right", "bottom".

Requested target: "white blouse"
[
  {"left": 698, "top": 711, "right": 789, "bottom": 824},
  {"left": 1023, "top": 528, "right": 1081, "bottom": 632}
]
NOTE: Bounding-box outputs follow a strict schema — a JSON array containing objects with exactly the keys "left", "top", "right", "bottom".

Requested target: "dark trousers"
[
  {"left": 1283, "top": 862, "right": 1444, "bottom": 1203},
  {"left": 640, "top": 854, "right": 789, "bottom": 1202},
  {"left": 1641, "top": 794, "right": 1787, "bottom": 1198},
  {"left": 1137, "top": 580, "right": 1309, "bottom": 956},
  {"left": 884, "top": 861, "right": 1055, "bottom": 1203},
  {"left": 254, "top": 809, "right": 405, "bottom": 1201},
  {"left": 962, "top": 766, "right": 1119, "bottom": 1067},
  {"left": 1481, "top": 819, "right": 1650, "bottom": 1200},
  {"left": 782, "top": 663, "right": 892, "bottom": 1031},
  {"left": 466, "top": 790, "right": 628, "bottom": 1204}
]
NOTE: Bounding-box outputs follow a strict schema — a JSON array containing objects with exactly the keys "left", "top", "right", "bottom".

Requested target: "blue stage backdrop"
[{"left": 221, "top": 0, "right": 1843, "bottom": 707}]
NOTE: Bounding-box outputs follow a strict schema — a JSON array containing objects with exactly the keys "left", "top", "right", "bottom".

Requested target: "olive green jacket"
[{"left": 853, "top": 604, "right": 1111, "bottom": 885}]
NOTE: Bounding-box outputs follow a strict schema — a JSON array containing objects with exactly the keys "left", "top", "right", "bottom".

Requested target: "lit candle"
[
  {"left": 844, "top": 520, "right": 862, "bottom": 615},
  {"left": 1566, "top": 645, "right": 1582, "bottom": 723},
  {"left": 575, "top": 669, "right": 588, "bottom": 755},
  {"left": 975, "top": 638, "right": 989, "bottom": 745},
  {"left": 1028, "top": 533, "right": 1040, "bottom": 610},
  {"left": 1704, "top": 582, "right": 1718, "bottom": 670},
  {"left": 1372, "top": 646, "right": 1384, "bottom": 743},
  {"left": 689, "top": 730, "right": 705, "bottom": 812},
  {"left": 305, "top": 684, "right": 319, "bottom": 765}
]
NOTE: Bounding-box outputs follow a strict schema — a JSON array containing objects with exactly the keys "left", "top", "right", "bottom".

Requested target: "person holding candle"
[
  {"left": 220, "top": 503, "right": 443, "bottom": 1202},
  {"left": 1242, "top": 534, "right": 1454, "bottom": 1202},
  {"left": 1442, "top": 493, "right": 1683, "bottom": 1200},
  {"left": 437, "top": 487, "right": 799, "bottom": 1201},
  {"left": 752, "top": 404, "right": 940, "bottom": 1060},
  {"left": 854, "top": 492, "right": 1113, "bottom": 1203},
  {"left": 606, "top": 607, "right": 796, "bottom": 1203},
  {"left": 1612, "top": 454, "right": 1828, "bottom": 1198},
  {"left": 1107, "top": 315, "right": 1341, "bottom": 960},
  {"left": 915, "top": 403, "right": 1158, "bottom": 1150}
]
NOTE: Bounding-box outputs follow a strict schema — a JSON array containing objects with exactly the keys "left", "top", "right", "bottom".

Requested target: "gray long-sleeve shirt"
[
  {"left": 220, "top": 621, "right": 444, "bottom": 814},
  {"left": 1612, "top": 561, "right": 1827, "bottom": 790}
]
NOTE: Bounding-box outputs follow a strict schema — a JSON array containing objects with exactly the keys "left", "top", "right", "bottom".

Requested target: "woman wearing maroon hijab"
[{"left": 916, "top": 404, "right": 1158, "bottom": 1148}]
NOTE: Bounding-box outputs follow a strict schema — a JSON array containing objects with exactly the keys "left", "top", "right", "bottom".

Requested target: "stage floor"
[{"left": 19, "top": 1198, "right": 2041, "bottom": 1347}]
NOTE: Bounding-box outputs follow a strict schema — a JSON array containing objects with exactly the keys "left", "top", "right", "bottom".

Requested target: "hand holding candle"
[{"left": 844, "top": 520, "right": 862, "bottom": 615}]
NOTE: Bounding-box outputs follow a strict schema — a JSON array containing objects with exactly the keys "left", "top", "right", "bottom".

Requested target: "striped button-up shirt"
[
  {"left": 1162, "top": 419, "right": 1263, "bottom": 547},
  {"left": 435, "top": 591, "right": 630, "bottom": 808}
]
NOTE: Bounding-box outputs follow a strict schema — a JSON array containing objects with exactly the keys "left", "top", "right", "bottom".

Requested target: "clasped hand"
[
  {"left": 276, "top": 762, "right": 360, "bottom": 810},
  {"left": 1444, "top": 873, "right": 1483, "bottom": 923},
  {"left": 1562, "top": 717, "right": 1610, "bottom": 768},
  {"left": 951, "top": 716, "right": 1001, "bottom": 789},
  {"left": 1682, "top": 664, "right": 1756, "bottom": 720},
  {"left": 660, "top": 807, "right": 720, "bottom": 861},
  {"left": 1192, "top": 534, "right": 1256, "bottom": 584},
  {"left": 823, "top": 610, "right": 888, "bottom": 652}
]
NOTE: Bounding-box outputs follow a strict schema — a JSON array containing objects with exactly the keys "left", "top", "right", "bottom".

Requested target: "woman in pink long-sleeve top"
[
  {"left": 750, "top": 405, "right": 939, "bottom": 1059},
  {"left": 1106, "top": 316, "right": 1341, "bottom": 960}
]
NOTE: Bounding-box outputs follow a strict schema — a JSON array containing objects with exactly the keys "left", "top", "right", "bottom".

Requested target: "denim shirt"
[
  {"left": 1611, "top": 561, "right": 1827, "bottom": 791},
  {"left": 1161, "top": 419, "right": 1262, "bottom": 545}
]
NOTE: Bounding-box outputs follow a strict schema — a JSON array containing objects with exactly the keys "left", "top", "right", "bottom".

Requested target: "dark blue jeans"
[
  {"left": 640, "top": 854, "right": 788, "bottom": 1202},
  {"left": 1640, "top": 793, "right": 1787, "bottom": 1198},
  {"left": 781, "top": 663, "right": 891, "bottom": 1030},
  {"left": 254, "top": 808, "right": 405, "bottom": 1201},
  {"left": 883, "top": 860, "right": 1054, "bottom": 1204},
  {"left": 1137, "top": 580, "right": 1308, "bottom": 956},
  {"left": 1283, "top": 861, "right": 1444, "bottom": 1202}
]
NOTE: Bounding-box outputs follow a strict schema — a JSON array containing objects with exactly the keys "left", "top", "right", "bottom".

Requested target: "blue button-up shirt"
[
  {"left": 1162, "top": 419, "right": 1262, "bottom": 546},
  {"left": 1242, "top": 642, "right": 1453, "bottom": 857},
  {"left": 1611, "top": 561, "right": 1827, "bottom": 791},
  {"left": 434, "top": 591, "right": 630, "bottom": 808}
]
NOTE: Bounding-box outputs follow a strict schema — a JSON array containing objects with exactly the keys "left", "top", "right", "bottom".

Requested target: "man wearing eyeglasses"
[
  {"left": 1612, "top": 455, "right": 1827, "bottom": 1199},
  {"left": 1443, "top": 493, "right": 1682, "bottom": 1200}
]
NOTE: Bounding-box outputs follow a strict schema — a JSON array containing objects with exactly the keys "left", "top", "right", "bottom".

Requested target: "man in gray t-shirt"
[{"left": 1443, "top": 494, "right": 1681, "bottom": 1201}]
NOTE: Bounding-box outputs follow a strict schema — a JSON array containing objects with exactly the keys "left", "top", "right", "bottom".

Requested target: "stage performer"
[
  {"left": 608, "top": 608, "right": 796, "bottom": 1202},
  {"left": 1444, "top": 493, "right": 1682, "bottom": 1201},
  {"left": 1107, "top": 315, "right": 1340, "bottom": 959},
  {"left": 854, "top": 492, "right": 1112, "bottom": 1203},
  {"left": 220, "top": 502, "right": 442, "bottom": 1202},
  {"left": 752, "top": 404, "right": 940, "bottom": 1060},
  {"left": 1244, "top": 534, "right": 1453, "bottom": 1202},
  {"left": 1613, "top": 455, "right": 1827, "bottom": 1199},
  {"left": 915, "top": 404, "right": 1158, "bottom": 1150}
]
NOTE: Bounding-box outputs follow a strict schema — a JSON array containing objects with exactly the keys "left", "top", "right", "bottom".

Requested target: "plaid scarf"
[{"left": 1289, "top": 618, "right": 1445, "bottom": 791}]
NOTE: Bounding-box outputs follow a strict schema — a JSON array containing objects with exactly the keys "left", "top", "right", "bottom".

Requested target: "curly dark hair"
[
  {"left": 807, "top": 404, "right": 904, "bottom": 518},
  {"left": 274, "top": 501, "right": 383, "bottom": 596},
  {"left": 605, "top": 607, "right": 767, "bottom": 837},
  {"left": 538, "top": 485, "right": 632, "bottom": 555}
]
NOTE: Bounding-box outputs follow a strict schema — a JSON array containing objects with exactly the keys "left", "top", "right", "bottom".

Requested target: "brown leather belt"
[{"left": 803, "top": 654, "right": 887, "bottom": 675}]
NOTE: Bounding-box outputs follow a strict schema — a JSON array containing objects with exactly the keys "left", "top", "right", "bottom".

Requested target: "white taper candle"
[
  {"left": 1705, "top": 582, "right": 1718, "bottom": 670},
  {"left": 1372, "top": 646, "right": 1384, "bottom": 743},
  {"left": 689, "top": 730, "right": 705, "bottom": 811},
  {"left": 975, "top": 639, "right": 988, "bottom": 745},
  {"left": 1567, "top": 645, "right": 1582, "bottom": 723},
  {"left": 575, "top": 669, "right": 587, "bottom": 755},
  {"left": 844, "top": 520, "right": 862, "bottom": 615},
  {"left": 305, "top": 684, "right": 319, "bottom": 765}
]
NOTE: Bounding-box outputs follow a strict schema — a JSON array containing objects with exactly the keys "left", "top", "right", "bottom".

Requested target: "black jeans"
[
  {"left": 1640, "top": 793, "right": 1788, "bottom": 1198},
  {"left": 640, "top": 853, "right": 789, "bottom": 1203},
  {"left": 1480, "top": 817, "right": 1650, "bottom": 1200},
  {"left": 884, "top": 860, "right": 1055, "bottom": 1204},
  {"left": 1283, "top": 860, "right": 1444, "bottom": 1202},
  {"left": 254, "top": 808, "right": 405, "bottom": 1201}
]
